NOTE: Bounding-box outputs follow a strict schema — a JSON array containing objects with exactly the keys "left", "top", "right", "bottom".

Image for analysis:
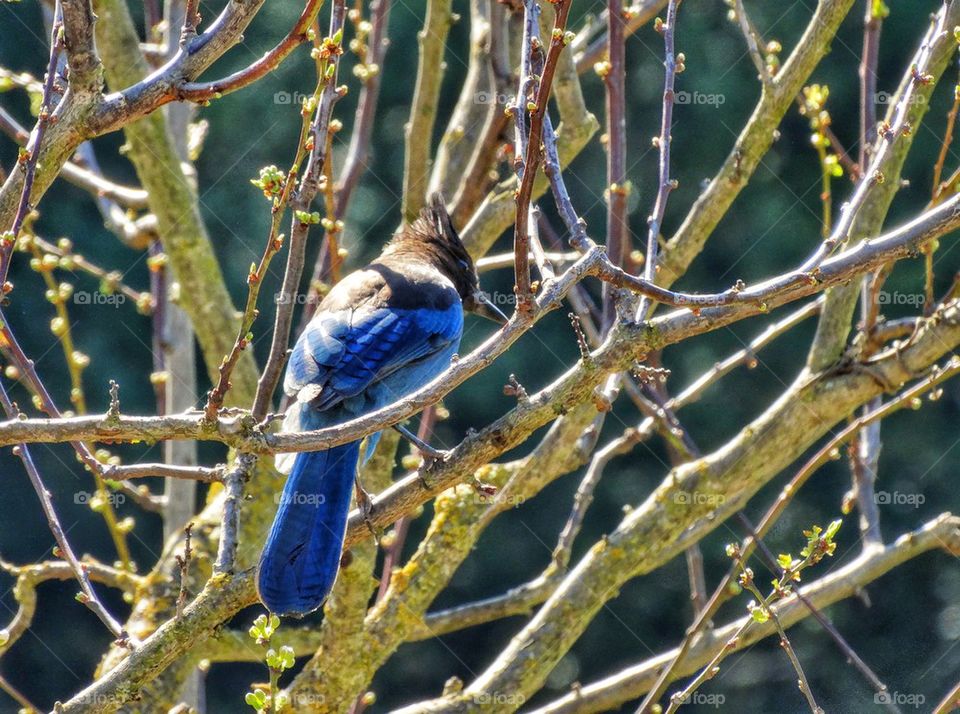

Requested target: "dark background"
[{"left": 2, "top": 1, "right": 960, "bottom": 712}]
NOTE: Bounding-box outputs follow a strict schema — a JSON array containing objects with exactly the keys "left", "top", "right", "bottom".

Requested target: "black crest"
[{"left": 385, "top": 193, "right": 479, "bottom": 302}]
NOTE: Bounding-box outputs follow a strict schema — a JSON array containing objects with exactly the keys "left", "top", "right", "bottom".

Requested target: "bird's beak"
[{"left": 468, "top": 290, "right": 509, "bottom": 325}]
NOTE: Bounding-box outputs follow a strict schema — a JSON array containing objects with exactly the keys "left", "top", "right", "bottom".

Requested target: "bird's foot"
[
  {"left": 394, "top": 424, "right": 450, "bottom": 469},
  {"left": 354, "top": 477, "right": 379, "bottom": 541}
]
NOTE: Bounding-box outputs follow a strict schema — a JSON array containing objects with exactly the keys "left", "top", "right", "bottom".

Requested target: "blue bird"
[{"left": 257, "top": 194, "right": 506, "bottom": 617}]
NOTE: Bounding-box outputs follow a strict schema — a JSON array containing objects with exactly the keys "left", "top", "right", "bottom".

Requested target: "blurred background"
[{"left": 1, "top": 1, "right": 959, "bottom": 711}]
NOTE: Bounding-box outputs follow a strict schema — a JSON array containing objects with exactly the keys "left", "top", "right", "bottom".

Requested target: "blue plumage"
[
  {"left": 257, "top": 194, "right": 503, "bottom": 617},
  {"left": 257, "top": 443, "right": 361, "bottom": 615}
]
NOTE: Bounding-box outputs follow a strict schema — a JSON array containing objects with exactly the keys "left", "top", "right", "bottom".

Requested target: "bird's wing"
[{"left": 284, "top": 303, "right": 463, "bottom": 413}]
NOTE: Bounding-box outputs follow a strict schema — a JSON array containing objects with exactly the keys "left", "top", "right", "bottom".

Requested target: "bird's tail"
[{"left": 257, "top": 441, "right": 361, "bottom": 617}]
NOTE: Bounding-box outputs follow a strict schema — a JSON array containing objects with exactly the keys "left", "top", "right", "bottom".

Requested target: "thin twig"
[
  {"left": 933, "top": 678, "right": 960, "bottom": 714},
  {"left": 636, "top": 0, "right": 681, "bottom": 319},
  {"left": 732, "top": 0, "right": 770, "bottom": 83},
  {"left": 636, "top": 354, "right": 960, "bottom": 712},
  {"left": 512, "top": 0, "right": 574, "bottom": 314},
  {"left": 177, "top": 0, "right": 327, "bottom": 101},
  {"left": 737, "top": 571, "right": 823, "bottom": 713},
  {"left": 3, "top": 1, "right": 64, "bottom": 281},
  {"left": 0, "top": 380, "right": 131, "bottom": 646},
  {"left": 252, "top": 0, "right": 348, "bottom": 421},
  {"left": 103, "top": 463, "right": 224, "bottom": 482},
  {"left": 0, "top": 313, "right": 133, "bottom": 569},
  {"left": 602, "top": 0, "right": 630, "bottom": 327},
  {"left": 534, "top": 515, "right": 960, "bottom": 714},
  {"left": 0, "top": 672, "right": 41, "bottom": 713},
  {"left": 799, "top": 5, "right": 946, "bottom": 275},
  {"left": 401, "top": 0, "right": 453, "bottom": 222},
  {"left": 214, "top": 454, "right": 254, "bottom": 575},
  {"left": 853, "top": 0, "right": 889, "bottom": 552},
  {"left": 175, "top": 522, "right": 194, "bottom": 619},
  {"left": 738, "top": 513, "right": 898, "bottom": 708}
]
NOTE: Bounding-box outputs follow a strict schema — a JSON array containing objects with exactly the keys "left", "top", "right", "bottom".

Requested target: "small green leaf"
[
  {"left": 245, "top": 690, "right": 267, "bottom": 710},
  {"left": 295, "top": 210, "right": 321, "bottom": 225},
  {"left": 278, "top": 645, "right": 296, "bottom": 670}
]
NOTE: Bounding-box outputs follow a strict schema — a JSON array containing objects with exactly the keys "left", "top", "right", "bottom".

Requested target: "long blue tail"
[{"left": 257, "top": 441, "right": 360, "bottom": 617}]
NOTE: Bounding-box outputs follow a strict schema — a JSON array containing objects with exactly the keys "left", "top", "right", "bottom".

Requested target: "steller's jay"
[{"left": 257, "top": 193, "right": 506, "bottom": 617}]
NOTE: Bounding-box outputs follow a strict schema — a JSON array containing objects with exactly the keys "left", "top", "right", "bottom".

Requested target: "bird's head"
[{"left": 389, "top": 193, "right": 508, "bottom": 324}]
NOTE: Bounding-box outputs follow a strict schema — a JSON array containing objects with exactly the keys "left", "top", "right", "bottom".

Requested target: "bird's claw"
[
  {"left": 354, "top": 478, "right": 380, "bottom": 541},
  {"left": 415, "top": 447, "right": 450, "bottom": 490},
  {"left": 419, "top": 446, "right": 449, "bottom": 470}
]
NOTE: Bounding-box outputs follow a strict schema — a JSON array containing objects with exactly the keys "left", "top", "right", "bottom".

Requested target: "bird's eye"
[{"left": 458, "top": 258, "right": 470, "bottom": 271}]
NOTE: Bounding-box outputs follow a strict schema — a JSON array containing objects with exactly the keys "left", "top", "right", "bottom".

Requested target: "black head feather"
[{"left": 383, "top": 193, "right": 480, "bottom": 302}]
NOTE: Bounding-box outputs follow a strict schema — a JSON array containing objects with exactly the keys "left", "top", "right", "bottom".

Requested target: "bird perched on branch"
[{"left": 257, "top": 193, "right": 507, "bottom": 617}]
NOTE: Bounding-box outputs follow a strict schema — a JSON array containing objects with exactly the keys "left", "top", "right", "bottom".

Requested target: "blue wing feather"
[
  {"left": 286, "top": 304, "right": 463, "bottom": 414},
  {"left": 261, "top": 299, "right": 464, "bottom": 615}
]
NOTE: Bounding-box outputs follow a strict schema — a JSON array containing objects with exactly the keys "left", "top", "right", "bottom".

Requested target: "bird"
[{"left": 257, "top": 193, "right": 507, "bottom": 617}]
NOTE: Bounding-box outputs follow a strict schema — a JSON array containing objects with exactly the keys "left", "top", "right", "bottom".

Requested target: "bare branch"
[
  {"left": 635, "top": 0, "right": 680, "bottom": 319},
  {"left": 253, "top": 0, "right": 349, "bottom": 420},
  {"left": 61, "top": 0, "right": 102, "bottom": 93},
  {"left": 402, "top": 0, "right": 453, "bottom": 222},
  {"left": 177, "top": 0, "right": 326, "bottom": 102},
  {"left": 511, "top": 0, "right": 573, "bottom": 313},
  {"left": 0, "top": 380, "right": 131, "bottom": 646},
  {"left": 533, "top": 515, "right": 960, "bottom": 714}
]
